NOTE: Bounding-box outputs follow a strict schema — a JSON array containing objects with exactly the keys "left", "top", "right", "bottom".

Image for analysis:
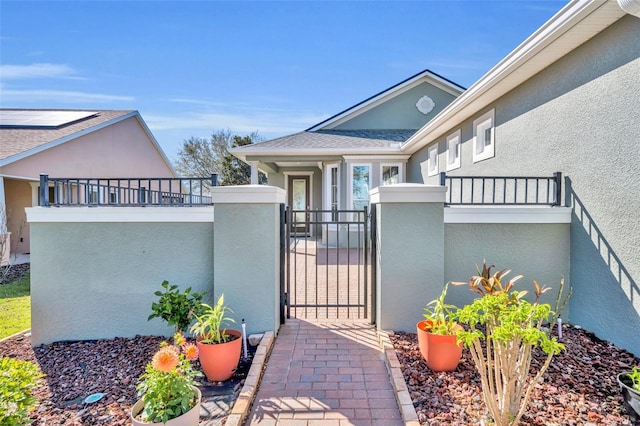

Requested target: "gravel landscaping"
[{"left": 391, "top": 324, "right": 640, "bottom": 425}]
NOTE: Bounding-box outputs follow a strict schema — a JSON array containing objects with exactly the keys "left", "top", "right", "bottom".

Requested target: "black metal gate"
[{"left": 280, "top": 207, "right": 374, "bottom": 322}]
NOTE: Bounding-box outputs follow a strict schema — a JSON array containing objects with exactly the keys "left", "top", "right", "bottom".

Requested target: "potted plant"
[
  {"left": 148, "top": 280, "right": 207, "bottom": 334},
  {"left": 416, "top": 282, "right": 463, "bottom": 372},
  {"left": 617, "top": 365, "right": 640, "bottom": 422},
  {"left": 131, "top": 334, "right": 202, "bottom": 426},
  {"left": 190, "top": 294, "right": 242, "bottom": 382},
  {"left": 453, "top": 261, "right": 565, "bottom": 426}
]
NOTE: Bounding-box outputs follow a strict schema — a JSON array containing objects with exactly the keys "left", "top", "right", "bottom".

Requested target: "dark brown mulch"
[
  {"left": 0, "top": 262, "right": 30, "bottom": 284},
  {"left": 0, "top": 332, "right": 165, "bottom": 425},
  {"left": 391, "top": 324, "right": 640, "bottom": 425}
]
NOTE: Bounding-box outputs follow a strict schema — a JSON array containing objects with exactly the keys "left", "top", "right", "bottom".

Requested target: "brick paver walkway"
[{"left": 245, "top": 319, "right": 402, "bottom": 426}]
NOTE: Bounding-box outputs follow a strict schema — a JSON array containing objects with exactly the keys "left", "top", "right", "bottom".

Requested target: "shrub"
[
  {"left": 0, "top": 357, "right": 45, "bottom": 425},
  {"left": 148, "top": 280, "right": 207, "bottom": 334},
  {"left": 453, "top": 261, "right": 565, "bottom": 426}
]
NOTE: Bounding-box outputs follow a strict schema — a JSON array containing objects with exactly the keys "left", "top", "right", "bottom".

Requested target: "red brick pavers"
[{"left": 245, "top": 319, "right": 402, "bottom": 426}]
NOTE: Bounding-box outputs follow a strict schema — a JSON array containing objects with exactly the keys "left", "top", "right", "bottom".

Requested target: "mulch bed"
[
  {"left": 0, "top": 332, "right": 251, "bottom": 425},
  {"left": 0, "top": 262, "right": 30, "bottom": 284},
  {"left": 391, "top": 324, "right": 640, "bottom": 425}
]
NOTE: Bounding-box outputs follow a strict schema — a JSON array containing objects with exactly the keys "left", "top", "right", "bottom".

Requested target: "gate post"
[
  {"left": 370, "top": 184, "right": 446, "bottom": 332},
  {"left": 211, "top": 185, "right": 286, "bottom": 336}
]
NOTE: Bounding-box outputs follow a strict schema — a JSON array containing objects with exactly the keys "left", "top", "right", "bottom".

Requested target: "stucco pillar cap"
[
  {"left": 211, "top": 185, "right": 286, "bottom": 204},
  {"left": 370, "top": 183, "right": 446, "bottom": 204}
]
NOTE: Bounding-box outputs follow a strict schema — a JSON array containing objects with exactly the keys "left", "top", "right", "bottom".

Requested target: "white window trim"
[
  {"left": 379, "top": 163, "right": 404, "bottom": 186},
  {"left": 347, "top": 163, "right": 371, "bottom": 211},
  {"left": 446, "top": 130, "right": 461, "bottom": 171},
  {"left": 323, "top": 163, "right": 340, "bottom": 210},
  {"left": 427, "top": 144, "right": 439, "bottom": 177},
  {"left": 473, "top": 109, "right": 495, "bottom": 163}
]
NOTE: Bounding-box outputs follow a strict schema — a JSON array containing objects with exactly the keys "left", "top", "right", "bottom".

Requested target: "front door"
[{"left": 288, "top": 175, "right": 310, "bottom": 235}]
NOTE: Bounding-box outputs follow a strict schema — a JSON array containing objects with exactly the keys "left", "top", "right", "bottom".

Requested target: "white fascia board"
[
  {"left": 0, "top": 111, "right": 139, "bottom": 167},
  {"left": 232, "top": 146, "right": 405, "bottom": 159},
  {"left": 26, "top": 206, "right": 215, "bottom": 223},
  {"left": 0, "top": 173, "right": 38, "bottom": 181},
  {"left": 401, "top": 0, "right": 624, "bottom": 155},
  {"left": 343, "top": 154, "right": 411, "bottom": 162},
  {"left": 444, "top": 206, "right": 572, "bottom": 224}
]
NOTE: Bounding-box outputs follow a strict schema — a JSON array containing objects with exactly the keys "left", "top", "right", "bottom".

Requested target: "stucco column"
[
  {"left": 249, "top": 162, "right": 259, "bottom": 185},
  {"left": 211, "top": 185, "right": 285, "bottom": 336},
  {"left": 370, "top": 184, "right": 446, "bottom": 332}
]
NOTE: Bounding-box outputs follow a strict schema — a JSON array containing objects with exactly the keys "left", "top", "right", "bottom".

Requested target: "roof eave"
[{"left": 401, "top": 0, "right": 626, "bottom": 154}]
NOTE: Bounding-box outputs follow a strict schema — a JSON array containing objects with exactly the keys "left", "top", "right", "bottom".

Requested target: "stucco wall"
[
  {"left": 29, "top": 221, "right": 213, "bottom": 345},
  {"left": 2, "top": 116, "right": 174, "bottom": 179},
  {"left": 444, "top": 223, "right": 571, "bottom": 313},
  {"left": 409, "top": 16, "right": 640, "bottom": 355},
  {"left": 334, "top": 81, "right": 457, "bottom": 130},
  {"left": 4, "top": 179, "right": 31, "bottom": 254}
]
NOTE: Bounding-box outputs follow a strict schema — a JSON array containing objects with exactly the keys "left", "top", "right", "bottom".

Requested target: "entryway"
[{"left": 281, "top": 207, "right": 375, "bottom": 322}]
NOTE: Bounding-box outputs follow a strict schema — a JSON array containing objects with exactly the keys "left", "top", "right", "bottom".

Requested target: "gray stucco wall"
[
  {"left": 213, "top": 203, "right": 281, "bottom": 336},
  {"left": 375, "top": 202, "right": 444, "bottom": 332},
  {"left": 30, "top": 222, "right": 214, "bottom": 345},
  {"left": 409, "top": 16, "right": 640, "bottom": 355},
  {"left": 444, "top": 223, "right": 571, "bottom": 314},
  {"left": 335, "top": 81, "right": 457, "bottom": 130}
]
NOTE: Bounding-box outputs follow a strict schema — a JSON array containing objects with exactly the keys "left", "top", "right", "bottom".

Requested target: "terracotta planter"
[
  {"left": 197, "top": 329, "right": 242, "bottom": 382},
  {"left": 130, "top": 386, "right": 201, "bottom": 426},
  {"left": 416, "top": 320, "right": 463, "bottom": 372},
  {"left": 617, "top": 372, "right": 640, "bottom": 423}
]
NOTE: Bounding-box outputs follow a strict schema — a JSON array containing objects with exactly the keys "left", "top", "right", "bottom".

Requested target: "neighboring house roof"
[
  {"left": 307, "top": 69, "right": 465, "bottom": 132},
  {"left": 0, "top": 108, "right": 175, "bottom": 175},
  {"left": 402, "top": 0, "right": 627, "bottom": 154}
]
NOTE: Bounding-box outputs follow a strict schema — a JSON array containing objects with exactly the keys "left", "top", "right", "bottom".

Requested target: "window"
[
  {"left": 349, "top": 164, "right": 370, "bottom": 211},
  {"left": 473, "top": 109, "right": 495, "bottom": 162},
  {"left": 446, "top": 130, "right": 461, "bottom": 171},
  {"left": 427, "top": 144, "right": 439, "bottom": 177},
  {"left": 324, "top": 164, "right": 340, "bottom": 220},
  {"left": 381, "top": 164, "right": 402, "bottom": 185},
  {"left": 87, "top": 185, "right": 99, "bottom": 204}
]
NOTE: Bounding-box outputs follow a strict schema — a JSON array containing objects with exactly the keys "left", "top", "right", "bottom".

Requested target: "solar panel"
[{"left": 0, "top": 110, "right": 99, "bottom": 128}]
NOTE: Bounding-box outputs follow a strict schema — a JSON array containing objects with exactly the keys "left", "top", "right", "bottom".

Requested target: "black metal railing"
[
  {"left": 440, "top": 172, "right": 562, "bottom": 206},
  {"left": 39, "top": 174, "right": 217, "bottom": 207}
]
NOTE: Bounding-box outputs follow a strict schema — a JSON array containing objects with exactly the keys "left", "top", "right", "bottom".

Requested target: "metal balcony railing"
[
  {"left": 39, "top": 174, "right": 217, "bottom": 207},
  {"left": 440, "top": 172, "right": 562, "bottom": 206}
]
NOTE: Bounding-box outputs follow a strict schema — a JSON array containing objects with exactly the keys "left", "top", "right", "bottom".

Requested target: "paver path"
[{"left": 245, "top": 319, "right": 402, "bottom": 425}]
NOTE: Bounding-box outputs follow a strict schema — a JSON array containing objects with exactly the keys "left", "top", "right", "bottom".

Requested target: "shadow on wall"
[{"left": 566, "top": 177, "right": 640, "bottom": 356}]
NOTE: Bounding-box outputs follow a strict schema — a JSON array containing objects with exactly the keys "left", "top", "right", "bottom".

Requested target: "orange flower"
[
  {"left": 151, "top": 346, "right": 180, "bottom": 373},
  {"left": 182, "top": 343, "right": 198, "bottom": 361}
]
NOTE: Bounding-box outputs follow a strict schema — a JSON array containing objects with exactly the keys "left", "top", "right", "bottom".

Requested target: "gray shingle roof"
[
  {"left": 234, "top": 129, "right": 416, "bottom": 152},
  {"left": 0, "top": 109, "right": 135, "bottom": 161}
]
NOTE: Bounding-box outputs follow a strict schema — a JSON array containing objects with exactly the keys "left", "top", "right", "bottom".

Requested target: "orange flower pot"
[
  {"left": 416, "top": 320, "right": 463, "bottom": 372},
  {"left": 197, "top": 329, "right": 242, "bottom": 382}
]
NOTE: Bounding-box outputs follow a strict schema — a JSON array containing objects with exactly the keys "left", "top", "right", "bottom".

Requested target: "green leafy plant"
[
  {"left": 148, "top": 280, "right": 207, "bottom": 334},
  {"left": 422, "top": 282, "right": 459, "bottom": 335},
  {"left": 190, "top": 294, "right": 235, "bottom": 344},
  {"left": 624, "top": 365, "right": 640, "bottom": 393},
  {"left": 0, "top": 357, "right": 45, "bottom": 425},
  {"left": 453, "top": 261, "right": 565, "bottom": 426},
  {"left": 135, "top": 333, "right": 202, "bottom": 424}
]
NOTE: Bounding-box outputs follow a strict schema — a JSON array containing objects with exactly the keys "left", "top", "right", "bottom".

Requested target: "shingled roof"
[{"left": 0, "top": 109, "right": 135, "bottom": 162}]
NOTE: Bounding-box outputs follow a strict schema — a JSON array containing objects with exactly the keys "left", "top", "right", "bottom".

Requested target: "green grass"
[{"left": 0, "top": 273, "right": 31, "bottom": 339}]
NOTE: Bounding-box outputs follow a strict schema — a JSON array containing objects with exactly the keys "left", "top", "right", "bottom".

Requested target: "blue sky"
[{"left": 1, "top": 0, "right": 567, "bottom": 161}]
